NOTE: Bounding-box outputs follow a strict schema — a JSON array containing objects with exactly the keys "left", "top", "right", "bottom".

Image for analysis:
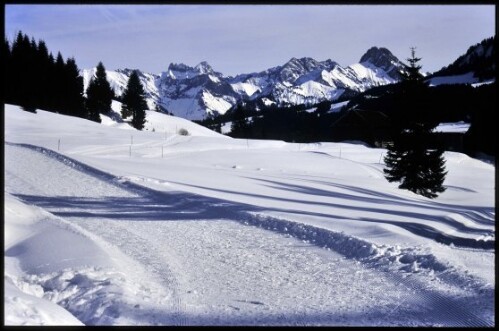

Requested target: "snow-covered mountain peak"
[
  {"left": 359, "top": 47, "right": 405, "bottom": 80},
  {"left": 195, "top": 61, "right": 215, "bottom": 74},
  {"left": 166, "top": 63, "right": 197, "bottom": 80},
  {"left": 320, "top": 59, "right": 339, "bottom": 69},
  {"left": 115, "top": 68, "right": 138, "bottom": 75},
  {"left": 115, "top": 68, "right": 143, "bottom": 77},
  {"left": 167, "top": 63, "right": 191, "bottom": 72},
  {"left": 165, "top": 61, "right": 221, "bottom": 81},
  {"left": 80, "top": 45, "right": 445, "bottom": 120},
  {"left": 275, "top": 57, "right": 338, "bottom": 84},
  {"left": 84, "top": 48, "right": 406, "bottom": 120},
  {"left": 282, "top": 57, "right": 331, "bottom": 71},
  {"left": 360, "top": 47, "right": 396, "bottom": 66},
  {"left": 286, "top": 57, "right": 317, "bottom": 67}
]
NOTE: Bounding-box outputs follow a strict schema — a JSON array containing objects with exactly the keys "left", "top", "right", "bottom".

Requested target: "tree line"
[
  {"left": 4, "top": 31, "right": 148, "bottom": 130},
  {"left": 4, "top": 32, "right": 85, "bottom": 117}
]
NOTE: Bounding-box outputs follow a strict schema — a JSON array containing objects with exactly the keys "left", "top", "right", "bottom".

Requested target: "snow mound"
[{"left": 243, "top": 213, "right": 494, "bottom": 282}]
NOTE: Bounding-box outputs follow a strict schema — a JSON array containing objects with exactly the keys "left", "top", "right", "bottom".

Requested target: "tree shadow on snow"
[
  {"left": 13, "top": 173, "right": 494, "bottom": 250},
  {"left": 157, "top": 179, "right": 494, "bottom": 250}
]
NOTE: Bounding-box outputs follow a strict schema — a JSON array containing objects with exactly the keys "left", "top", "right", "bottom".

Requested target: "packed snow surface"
[
  {"left": 4, "top": 104, "right": 495, "bottom": 326},
  {"left": 433, "top": 122, "right": 471, "bottom": 133}
]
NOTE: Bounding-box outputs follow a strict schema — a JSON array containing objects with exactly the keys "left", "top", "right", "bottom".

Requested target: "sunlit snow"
[{"left": 4, "top": 103, "right": 494, "bottom": 326}]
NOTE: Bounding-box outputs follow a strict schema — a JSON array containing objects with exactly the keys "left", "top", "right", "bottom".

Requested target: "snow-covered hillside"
[
  {"left": 5, "top": 104, "right": 494, "bottom": 326},
  {"left": 82, "top": 47, "right": 405, "bottom": 120},
  {"left": 428, "top": 36, "right": 495, "bottom": 86},
  {"left": 100, "top": 100, "right": 227, "bottom": 138}
]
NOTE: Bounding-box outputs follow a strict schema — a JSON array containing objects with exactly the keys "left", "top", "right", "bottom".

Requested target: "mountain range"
[{"left": 82, "top": 37, "right": 495, "bottom": 121}]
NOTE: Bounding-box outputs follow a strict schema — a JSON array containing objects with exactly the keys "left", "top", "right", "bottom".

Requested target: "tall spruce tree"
[
  {"left": 53, "top": 52, "right": 66, "bottom": 112},
  {"left": 121, "top": 70, "right": 147, "bottom": 130},
  {"left": 85, "top": 62, "right": 114, "bottom": 117},
  {"left": 383, "top": 48, "right": 447, "bottom": 199},
  {"left": 64, "top": 57, "right": 86, "bottom": 118},
  {"left": 36, "top": 40, "right": 51, "bottom": 110}
]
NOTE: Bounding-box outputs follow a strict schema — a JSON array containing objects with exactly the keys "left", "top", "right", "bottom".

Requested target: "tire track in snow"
[
  {"left": 5, "top": 143, "right": 186, "bottom": 325},
  {"left": 240, "top": 213, "right": 494, "bottom": 327},
  {"left": 72, "top": 218, "right": 187, "bottom": 326},
  {"left": 390, "top": 272, "right": 493, "bottom": 327}
]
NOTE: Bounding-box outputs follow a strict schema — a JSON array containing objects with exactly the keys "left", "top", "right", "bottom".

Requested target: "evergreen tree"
[
  {"left": 86, "top": 95, "right": 102, "bottom": 123},
  {"left": 36, "top": 40, "right": 51, "bottom": 110},
  {"left": 52, "top": 52, "right": 66, "bottom": 112},
  {"left": 64, "top": 57, "right": 86, "bottom": 118},
  {"left": 6, "top": 31, "right": 87, "bottom": 119},
  {"left": 4, "top": 38, "right": 11, "bottom": 61},
  {"left": 383, "top": 48, "right": 447, "bottom": 199},
  {"left": 18, "top": 34, "right": 38, "bottom": 111},
  {"left": 85, "top": 62, "right": 114, "bottom": 117},
  {"left": 121, "top": 70, "right": 147, "bottom": 130},
  {"left": 230, "top": 103, "right": 249, "bottom": 137},
  {"left": 4, "top": 39, "right": 13, "bottom": 105},
  {"left": 10, "top": 32, "right": 30, "bottom": 106}
]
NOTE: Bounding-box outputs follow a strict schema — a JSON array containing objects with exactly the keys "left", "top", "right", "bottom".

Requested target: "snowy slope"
[
  {"left": 99, "top": 100, "right": 226, "bottom": 138},
  {"left": 5, "top": 104, "right": 494, "bottom": 326},
  {"left": 429, "top": 36, "right": 495, "bottom": 86},
  {"left": 431, "top": 37, "right": 495, "bottom": 77}
]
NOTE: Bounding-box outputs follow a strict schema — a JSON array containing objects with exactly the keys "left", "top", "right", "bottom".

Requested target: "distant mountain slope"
[
  {"left": 81, "top": 37, "right": 494, "bottom": 120},
  {"left": 429, "top": 36, "right": 495, "bottom": 84},
  {"left": 82, "top": 47, "right": 406, "bottom": 120},
  {"left": 228, "top": 48, "right": 405, "bottom": 109}
]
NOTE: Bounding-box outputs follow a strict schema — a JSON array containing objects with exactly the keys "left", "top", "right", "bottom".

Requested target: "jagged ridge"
[{"left": 82, "top": 47, "right": 407, "bottom": 120}]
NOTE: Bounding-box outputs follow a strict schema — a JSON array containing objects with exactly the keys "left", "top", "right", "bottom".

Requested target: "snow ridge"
[{"left": 241, "top": 213, "right": 493, "bottom": 289}]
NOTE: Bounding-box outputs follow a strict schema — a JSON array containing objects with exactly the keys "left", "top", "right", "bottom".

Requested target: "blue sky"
[{"left": 5, "top": 4, "right": 495, "bottom": 76}]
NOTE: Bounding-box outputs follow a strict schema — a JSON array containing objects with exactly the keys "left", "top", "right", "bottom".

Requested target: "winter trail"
[{"left": 4, "top": 143, "right": 493, "bottom": 326}]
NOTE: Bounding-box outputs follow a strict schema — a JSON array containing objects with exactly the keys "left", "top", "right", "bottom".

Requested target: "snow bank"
[
  {"left": 242, "top": 213, "right": 493, "bottom": 287},
  {"left": 5, "top": 194, "right": 85, "bottom": 325}
]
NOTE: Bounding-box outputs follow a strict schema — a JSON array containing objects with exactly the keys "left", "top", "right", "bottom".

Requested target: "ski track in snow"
[{"left": 4, "top": 142, "right": 494, "bottom": 326}]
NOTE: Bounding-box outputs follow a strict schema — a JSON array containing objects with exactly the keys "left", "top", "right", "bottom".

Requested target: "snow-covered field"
[{"left": 4, "top": 104, "right": 495, "bottom": 326}]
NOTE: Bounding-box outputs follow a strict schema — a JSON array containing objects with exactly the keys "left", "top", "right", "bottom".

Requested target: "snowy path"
[{"left": 4, "top": 143, "right": 494, "bottom": 326}]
